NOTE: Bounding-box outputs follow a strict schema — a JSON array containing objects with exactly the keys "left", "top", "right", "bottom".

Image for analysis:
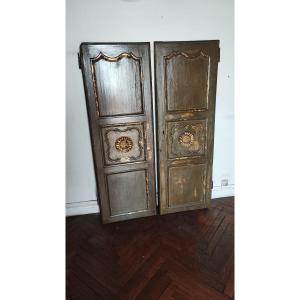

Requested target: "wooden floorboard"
[{"left": 66, "top": 197, "right": 234, "bottom": 299}]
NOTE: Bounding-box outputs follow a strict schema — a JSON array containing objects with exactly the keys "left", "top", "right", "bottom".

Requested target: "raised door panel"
[
  {"left": 79, "top": 43, "right": 156, "bottom": 223},
  {"left": 106, "top": 169, "right": 149, "bottom": 216},
  {"left": 91, "top": 52, "right": 144, "bottom": 116},
  {"left": 155, "top": 41, "right": 219, "bottom": 214},
  {"left": 168, "top": 163, "right": 206, "bottom": 208},
  {"left": 101, "top": 123, "right": 146, "bottom": 165},
  {"left": 165, "top": 51, "right": 210, "bottom": 112}
]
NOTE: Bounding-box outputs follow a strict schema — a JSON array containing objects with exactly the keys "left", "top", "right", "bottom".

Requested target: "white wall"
[{"left": 66, "top": 0, "right": 234, "bottom": 215}]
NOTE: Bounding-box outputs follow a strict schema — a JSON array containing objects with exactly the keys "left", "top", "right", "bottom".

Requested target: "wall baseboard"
[
  {"left": 212, "top": 185, "right": 235, "bottom": 198},
  {"left": 66, "top": 185, "right": 234, "bottom": 217},
  {"left": 66, "top": 200, "right": 100, "bottom": 217}
]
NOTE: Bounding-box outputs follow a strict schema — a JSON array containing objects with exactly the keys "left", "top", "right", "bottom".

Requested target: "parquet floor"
[{"left": 66, "top": 197, "right": 234, "bottom": 300}]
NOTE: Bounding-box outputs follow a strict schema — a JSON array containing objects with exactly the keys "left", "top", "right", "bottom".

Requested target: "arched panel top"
[
  {"left": 90, "top": 51, "right": 144, "bottom": 117},
  {"left": 90, "top": 51, "right": 141, "bottom": 63},
  {"left": 164, "top": 50, "right": 210, "bottom": 61}
]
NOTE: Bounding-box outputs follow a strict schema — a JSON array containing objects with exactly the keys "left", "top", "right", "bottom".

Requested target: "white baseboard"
[
  {"left": 212, "top": 185, "right": 235, "bottom": 199},
  {"left": 66, "top": 200, "right": 100, "bottom": 216},
  {"left": 66, "top": 185, "right": 234, "bottom": 216}
]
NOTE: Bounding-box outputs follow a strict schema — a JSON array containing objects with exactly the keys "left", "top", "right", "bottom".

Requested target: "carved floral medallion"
[
  {"left": 179, "top": 132, "right": 194, "bottom": 147},
  {"left": 115, "top": 136, "right": 133, "bottom": 153}
]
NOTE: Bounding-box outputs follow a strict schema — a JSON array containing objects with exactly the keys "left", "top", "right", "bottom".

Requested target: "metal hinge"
[
  {"left": 218, "top": 48, "right": 220, "bottom": 62},
  {"left": 211, "top": 180, "right": 214, "bottom": 189},
  {"left": 78, "top": 52, "right": 82, "bottom": 69}
]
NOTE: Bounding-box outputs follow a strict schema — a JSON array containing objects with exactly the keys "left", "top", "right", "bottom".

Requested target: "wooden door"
[
  {"left": 154, "top": 41, "right": 220, "bottom": 214},
  {"left": 79, "top": 43, "right": 156, "bottom": 223}
]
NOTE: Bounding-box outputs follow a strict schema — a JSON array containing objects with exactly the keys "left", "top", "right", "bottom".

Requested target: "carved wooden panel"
[
  {"left": 167, "top": 119, "right": 207, "bottom": 159},
  {"left": 79, "top": 43, "right": 156, "bottom": 223},
  {"left": 91, "top": 52, "right": 144, "bottom": 117},
  {"left": 155, "top": 41, "right": 220, "bottom": 215},
  {"left": 102, "top": 123, "right": 145, "bottom": 165},
  {"left": 165, "top": 51, "right": 210, "bottom": 112}
]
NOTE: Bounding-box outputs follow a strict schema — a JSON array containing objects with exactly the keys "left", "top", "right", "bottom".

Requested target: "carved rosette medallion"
[
  {"left": 179, "top": 132, "right": 194, "bottom": 147},
  {"left": 115, "top": 136, "right": 133, "bottom": 153}
]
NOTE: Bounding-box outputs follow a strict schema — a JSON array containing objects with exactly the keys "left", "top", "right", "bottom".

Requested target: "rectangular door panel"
[
  {"left": 105, "top": 169, "right": 149, "bottom": 217},
  {"left": 155, "top": 41, "right": 219, "bottom": 214},
  {"left": 168, "top": 163, "right": 207, "bottom": 208},
  {"left": 79, "top": 43, "right": 156, "bottom": 223}
]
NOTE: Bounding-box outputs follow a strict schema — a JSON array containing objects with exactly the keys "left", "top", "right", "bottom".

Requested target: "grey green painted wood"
[
  {"left": 79, "top": 43, "right": 156, "bottom": 223},
  {"left": 154, "top": 41, "right": 220, "bottom": 214}
]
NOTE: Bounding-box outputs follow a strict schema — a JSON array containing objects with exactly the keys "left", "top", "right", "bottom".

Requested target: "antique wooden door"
[
  {"left": 79, "top": 43, "right": 156, "bottom": 223},
  {"left": 154, "top": 41, "right": 220, "bottom": 214}
]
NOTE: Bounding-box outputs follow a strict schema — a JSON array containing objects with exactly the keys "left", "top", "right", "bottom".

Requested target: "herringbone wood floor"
[{"left": 66, "top": 197, "right": 234, "bottom": 300}]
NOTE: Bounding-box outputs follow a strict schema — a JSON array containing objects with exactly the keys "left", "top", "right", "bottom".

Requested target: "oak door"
[
  {"left": 79, "top": 43, "right": 156, "bottom": 223},
  {"left": 154, "top": 41, "right": 220, "bottom": 214}
]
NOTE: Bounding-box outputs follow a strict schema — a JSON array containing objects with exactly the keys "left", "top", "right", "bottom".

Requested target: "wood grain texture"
[
  {"left": 79, "top": 43, "right": 156, "bottom": 223},
  {"left": 66, "top": 197, "right": 234, "bottom": 299},
  {"left": 91, "top": 51, "right": 143, "bottom": 117},
  {"left": 154, "top": 41, "right": 220, "bottom": 215}
]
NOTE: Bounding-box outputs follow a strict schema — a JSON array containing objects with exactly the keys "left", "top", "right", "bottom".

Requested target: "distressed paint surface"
[
  {"left": 155, "top": 41, "right": 219, "bottom": 214},
  {"left": 79, "top": 43, "right": 156, "bottom": 223}
]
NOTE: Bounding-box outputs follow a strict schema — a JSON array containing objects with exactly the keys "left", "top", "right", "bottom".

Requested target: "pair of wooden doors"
[{"left": 79, "top": 41, "right": 220, "bottom": 223}]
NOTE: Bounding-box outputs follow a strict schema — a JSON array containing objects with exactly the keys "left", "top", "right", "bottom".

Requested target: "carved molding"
[
  {"left": 90, "top": 52, "right": 143, "bottom": 117},
  {"left": 91, "top": 51, "right": 141, "bottom": 63},
  {"left": 164, "top": 50, "right": 210, "bottom": 61}
]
